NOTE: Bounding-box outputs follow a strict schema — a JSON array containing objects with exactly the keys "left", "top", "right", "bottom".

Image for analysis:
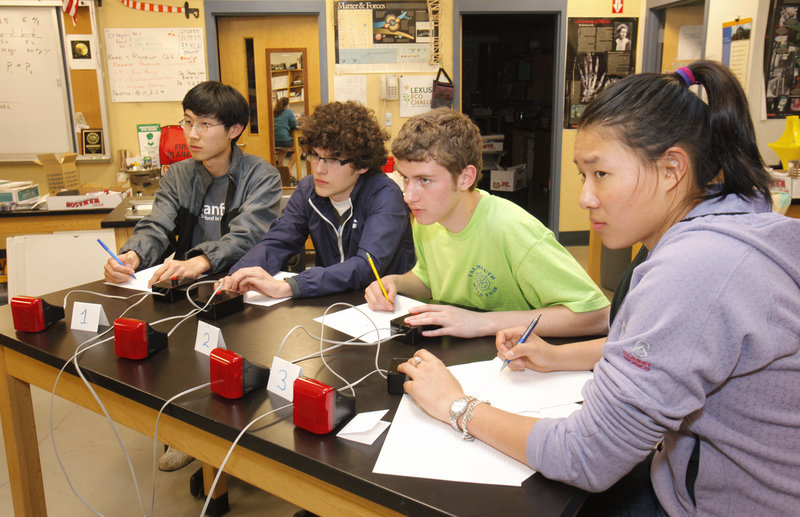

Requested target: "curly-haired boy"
[{"left": 222, "top": 101, "right": 415, "bottom": 298}]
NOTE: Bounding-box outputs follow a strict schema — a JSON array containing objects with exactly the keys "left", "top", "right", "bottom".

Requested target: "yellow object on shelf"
[{"left": 768, "top": 115, "right": 800, "bottom": 168}]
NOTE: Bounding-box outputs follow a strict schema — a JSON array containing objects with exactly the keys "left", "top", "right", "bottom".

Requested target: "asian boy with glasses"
[
  {"left": 219, "top": 101, "right": 415, "bottom": 299},
  {"left": 104, "top": 81, "right": 283, "bottom": 288}
]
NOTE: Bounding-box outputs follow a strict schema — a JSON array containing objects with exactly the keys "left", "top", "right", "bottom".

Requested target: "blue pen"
[
  {"left": 97, "top": 238, "right": 136, "bottom": 279},
  {"left": 500, "top": 313, "right": 541, "bottom": 371}
]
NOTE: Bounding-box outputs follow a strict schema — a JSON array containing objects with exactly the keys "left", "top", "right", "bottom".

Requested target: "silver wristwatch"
[{"left": 448, "top": 396, "right": 474, "bottom": 431}]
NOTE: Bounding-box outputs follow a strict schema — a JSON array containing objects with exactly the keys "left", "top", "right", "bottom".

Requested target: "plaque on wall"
[{"left": 82, "top": 129, "right": 104, "bottom": 155}]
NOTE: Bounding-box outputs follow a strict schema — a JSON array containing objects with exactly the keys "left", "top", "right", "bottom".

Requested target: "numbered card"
[
  {"left": 194, "top": 321, "right": 226, "bottom": 356},
  {"left": 70, "top": 302, "right": 109, "bottom": 333},
  {"left": 268, "top": 356, "right": 303, "bottom": 402}
]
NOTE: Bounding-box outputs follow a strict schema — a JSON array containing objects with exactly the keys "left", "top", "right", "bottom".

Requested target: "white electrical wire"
[
  {"left": 146, "top": 280, "right": 222, "bottom": 337},
  {"left": 50, "top": 290, "right": 152, "bottom": 516},
  {"left": 199, "top": 403, "right": 293, "bottom": 517},
  {"left": 149, "top": 382, "right": 211, "bottom": 517}
]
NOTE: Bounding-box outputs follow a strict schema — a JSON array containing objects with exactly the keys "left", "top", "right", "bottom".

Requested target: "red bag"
[{"left": 159, "top": 125, "right": 191, "bottom": 165}]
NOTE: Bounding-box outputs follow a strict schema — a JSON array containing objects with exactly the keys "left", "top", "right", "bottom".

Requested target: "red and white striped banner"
[
  {"left": 119, "top": 0, "right": 199, "bottom": 17},
  {"left": 63, "top": 0, "right": 78, "bottom": 25}
]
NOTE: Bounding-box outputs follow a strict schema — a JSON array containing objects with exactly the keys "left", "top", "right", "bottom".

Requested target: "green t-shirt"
[{"left": 411, "top": 191, "right": 609, "bottom": 313}]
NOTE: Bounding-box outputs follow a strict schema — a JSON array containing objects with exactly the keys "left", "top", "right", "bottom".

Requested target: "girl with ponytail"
[{"left": 395, "top": 61, "right": 800, "bottom": 515}]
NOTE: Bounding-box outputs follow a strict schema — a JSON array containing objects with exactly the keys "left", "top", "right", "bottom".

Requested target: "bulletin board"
[{"left": 0, "top": 1, "right": 110, "bottom": 163}]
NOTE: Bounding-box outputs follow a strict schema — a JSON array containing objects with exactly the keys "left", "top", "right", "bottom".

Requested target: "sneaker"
[{"left": 157, "top": 446, "right": 194, "bottom": 472}]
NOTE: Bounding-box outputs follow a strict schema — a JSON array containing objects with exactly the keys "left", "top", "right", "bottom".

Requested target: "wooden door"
[
  {"left": 660, "top": 4, "right": 705, "bottom": 73},
  {"left": 217, "top": 15, "right": 320, "bottom": 168}
]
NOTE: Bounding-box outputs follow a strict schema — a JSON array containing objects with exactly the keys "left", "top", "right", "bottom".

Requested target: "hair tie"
[{"left": 675, "top": 66, "right": 697, "bottom": 86}]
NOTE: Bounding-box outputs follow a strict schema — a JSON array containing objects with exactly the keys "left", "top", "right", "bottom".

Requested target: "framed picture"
[
  {"left": 67, "top": 35, "right": 95, "bottom": 70},
  {"left": 81, "top": 129, "right": 104, "bottom": 155}
]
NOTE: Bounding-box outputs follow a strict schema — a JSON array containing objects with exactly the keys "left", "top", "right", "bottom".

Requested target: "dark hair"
[
  {"left": 391, "top": 107, "right": 483, "bottom": 189},
  {"left": 579, "top": 60, "right": 771, "bottom": 201},
  {"left": 182, "top": 81, "right": 249, "bottom": 146},
  {"left": 299, "top": 101, "right": 389, "bottom": 173},
  {"left": 273, "top": 96, "right": 290, "bottom": 117}
]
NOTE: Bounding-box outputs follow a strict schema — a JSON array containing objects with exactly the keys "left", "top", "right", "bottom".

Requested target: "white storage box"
[
  {"left": 46, "top": 191, "right": 124, "bottom": 210},
  {"left": 490, "top": 164, "right": 526, "bottom": 192}
]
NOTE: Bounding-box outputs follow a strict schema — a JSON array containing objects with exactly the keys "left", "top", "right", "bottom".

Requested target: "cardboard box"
[
  {"left": 490, "top": 164, "right": 526, "bottom": 192},
  {"left": 35, "top": 153, "right": 80, "bottom": 194},
  {"left": 482, "top": 140, "right": 504, "bottom": 152},
  {"left": 46, "top": 191, "right": 124, "bottom": 211},
  {"left": 0, "top": 182, "right": 40, "bottom": 203}
]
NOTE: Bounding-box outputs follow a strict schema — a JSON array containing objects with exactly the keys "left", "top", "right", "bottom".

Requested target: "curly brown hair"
[
  {"left": 391, "top": 108, "right": 482, "bottom": 189},
  {"left": 299, "top": 101, "right": 389, "bottom": 173}
]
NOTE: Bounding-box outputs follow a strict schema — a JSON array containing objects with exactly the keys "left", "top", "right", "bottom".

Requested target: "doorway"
[
  {"left": 216, "top": 15, "right": 321, "bottom": 174},
  {"left": 461, "top": 14, "right": 557, "bottom": 227}
]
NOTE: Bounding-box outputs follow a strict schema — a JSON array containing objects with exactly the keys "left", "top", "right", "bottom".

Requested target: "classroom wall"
[{"left": 4, "top": 0, "right": 776, "bottom": 236}]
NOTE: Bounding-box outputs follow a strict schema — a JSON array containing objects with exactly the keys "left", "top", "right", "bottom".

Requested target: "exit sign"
[{"left": 612, "top": 0, "right": 623, "bottom": 13}]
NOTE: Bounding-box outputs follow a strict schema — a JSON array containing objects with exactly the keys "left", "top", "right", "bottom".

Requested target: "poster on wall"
[
  {"left": 399, "top": 74, "right": 434, "bottom": 117},
  {"left": 764, "top": 2, "right": 800, "bottom": 118},
  {"left": 722, "top": 18, "right": 752, "bottom": 88},
  {"left": 564, "top": 18, "right": 638, "bottom": 128},
  {"left": 334, "top": 1, "right": 436, "bottom": 72}
]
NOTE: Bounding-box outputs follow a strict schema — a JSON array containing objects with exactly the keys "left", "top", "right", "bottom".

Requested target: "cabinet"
[
  {"left": 268, "top": 49, "right": 309, "bottom": 119},
  {"left": 270, "top": 68, "right": 305, "bottom": 111}
]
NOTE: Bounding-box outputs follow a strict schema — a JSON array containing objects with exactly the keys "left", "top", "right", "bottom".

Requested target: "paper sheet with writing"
[
  {"left": 312, "top": 295, "right": 423, "bottom": 342},
  {"left": 373, "top": 358, "right": 591, "bottom": 485}
]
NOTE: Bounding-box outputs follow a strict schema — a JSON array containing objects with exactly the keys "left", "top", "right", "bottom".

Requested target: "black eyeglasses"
[{"left": 305, "top": 150, "right": 353, "bottom": 168}]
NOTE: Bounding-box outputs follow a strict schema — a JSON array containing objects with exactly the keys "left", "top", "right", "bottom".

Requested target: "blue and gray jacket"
[{"left": 230, "top": 171, "right": 415, "bottom": 298}]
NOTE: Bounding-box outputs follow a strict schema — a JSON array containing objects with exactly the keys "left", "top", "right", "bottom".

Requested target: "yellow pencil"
[{"left": 365, "top": 252, "right": 390, "bottom": 302}]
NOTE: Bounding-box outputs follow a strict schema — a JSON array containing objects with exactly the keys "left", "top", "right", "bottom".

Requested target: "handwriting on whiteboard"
[{"left": 104, "top": 27, "right": 207, "bottom": 102}]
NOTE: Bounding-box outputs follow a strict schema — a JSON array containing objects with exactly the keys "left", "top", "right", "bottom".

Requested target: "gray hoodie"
[{"left": 528, "top": 193, "right": 800, "bottom": 516}]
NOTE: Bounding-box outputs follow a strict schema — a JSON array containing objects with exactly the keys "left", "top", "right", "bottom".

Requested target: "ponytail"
[
  {"left": 579, "top": 60, "right": 771, "bottom": 201},
  {"left": 273, "top": 96, "right": 289, "bottom": 117}
]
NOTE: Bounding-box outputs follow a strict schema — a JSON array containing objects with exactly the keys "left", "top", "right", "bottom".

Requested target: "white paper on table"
[
  {"left": 450, "top": 358, "right": 593, "bottom": 414},
  {"left": 243, "top": 271, "right": 297, "bottom": 307},
  {"left": 373, "top": 358, "right": 593, "bottom": 486},
  {"left": 312, "top": 295, "right": 424, "bottom": 342},
  {"left": 337, "top": 409, "right": 390, "bottom": 445},
  {"left": 105, "top": 264, "right": 163, "bottom": 292}
]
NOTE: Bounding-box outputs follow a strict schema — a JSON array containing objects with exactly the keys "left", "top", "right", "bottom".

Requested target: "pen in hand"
[
  {"left": 97, "top": 238, "right": 136, "bottom": 280},
  {"left": 365, "top": 252, "right": 390, "bottom": 302},
  {"left": 500, "top": 313, "right": 542, "bottom": 371}
]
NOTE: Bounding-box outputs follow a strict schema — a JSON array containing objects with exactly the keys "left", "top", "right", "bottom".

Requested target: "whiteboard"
[
  {"left": 0, "top": 5, "right": 74, "bottom": 159},
  {"left": 104, "top": 27, "right": 207, "bottom": 102}
]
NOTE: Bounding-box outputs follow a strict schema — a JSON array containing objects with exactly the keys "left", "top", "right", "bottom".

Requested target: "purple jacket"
[
  {"left": 528, "top": 193, "right": 800, "bottom": 515},
  {"left": 229, "top": 171, "right": 415, "bottom": 298}
]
